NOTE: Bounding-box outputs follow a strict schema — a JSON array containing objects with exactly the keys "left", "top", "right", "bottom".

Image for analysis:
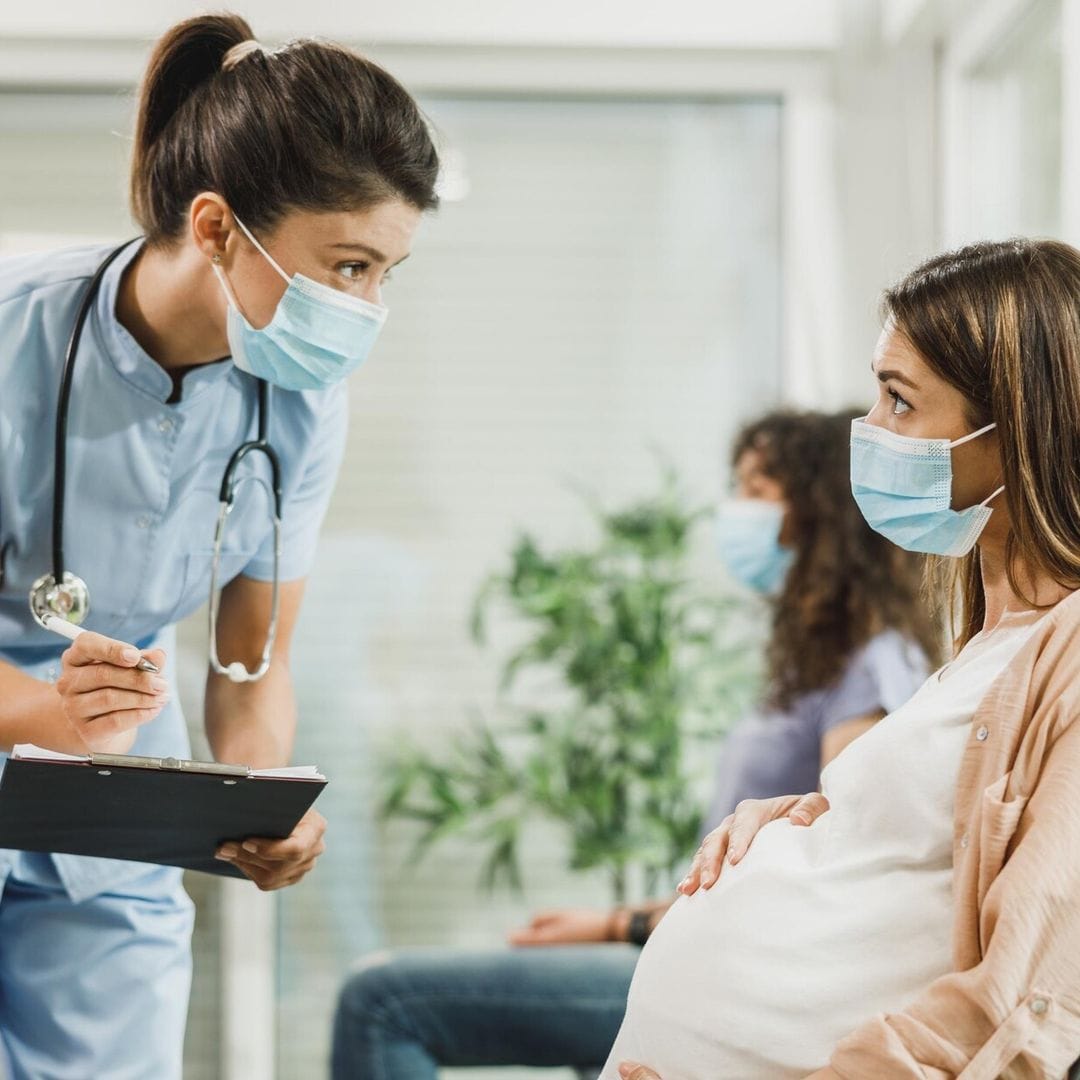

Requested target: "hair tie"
[{"left": 222, "top": 40, "right": 268, "bottom": 71}]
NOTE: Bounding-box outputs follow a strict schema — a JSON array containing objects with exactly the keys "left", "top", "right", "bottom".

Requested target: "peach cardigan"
[{"left": 830, "top": 590, "right": 1080, "bottom": 1079}]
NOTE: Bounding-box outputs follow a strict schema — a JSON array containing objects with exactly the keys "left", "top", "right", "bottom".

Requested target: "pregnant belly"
[{"left": 603, "top": 818, "right": 954, "bottom": 1079}]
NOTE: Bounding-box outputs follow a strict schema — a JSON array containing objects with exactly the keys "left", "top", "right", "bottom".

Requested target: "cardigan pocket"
[{"left": 976, "top": 771, "right": 1029, "bottom": 906}]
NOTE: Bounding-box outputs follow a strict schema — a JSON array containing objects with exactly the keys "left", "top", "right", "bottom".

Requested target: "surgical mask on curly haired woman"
[{"left": 715, "top": 499, "right": 794, "bottom": 595}]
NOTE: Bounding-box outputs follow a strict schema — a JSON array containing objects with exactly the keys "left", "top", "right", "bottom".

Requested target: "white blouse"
[{"left": 600, "top": 611, "right": 1047, "bottom": 1080}]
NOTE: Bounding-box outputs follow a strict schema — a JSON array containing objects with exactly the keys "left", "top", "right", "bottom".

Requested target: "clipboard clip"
[{"left": 89, "top": 753, "right": 251, "bottom": 778}]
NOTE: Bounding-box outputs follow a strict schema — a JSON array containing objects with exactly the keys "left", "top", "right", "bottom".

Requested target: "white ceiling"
[{"left": 0, "top": 0, "right": 841, "bottom": 51}]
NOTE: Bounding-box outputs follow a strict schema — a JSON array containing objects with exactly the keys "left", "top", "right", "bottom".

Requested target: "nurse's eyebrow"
[
  {"left": 871, "top": 361, "right": 921, "bottom": 391},
  {"left": 328, "top": 242, "right": 411, "bottom": 268}
]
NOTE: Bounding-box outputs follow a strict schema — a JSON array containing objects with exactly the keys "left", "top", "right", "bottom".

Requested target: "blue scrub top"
[{"left": 0, "top": 240, "right": 348, "bottom": 900}]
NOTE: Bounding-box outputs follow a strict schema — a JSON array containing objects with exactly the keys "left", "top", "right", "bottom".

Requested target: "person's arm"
[
  {"left": 510, "top": 900, "right": 674, "bottom": 947},
  {"left": 816, "top": 628, "right": 925, "bottom": 777},
  {"left": 206, "top": 574, "right": 326, "bottom": 890},
  {"left": 610, "top": 899, "right": 673, "bottom": 943},
  {"left": 819, "top": 710, "right": 884, "bottom": 768},
  {"left": 203, "top": 575, "right": 305, "bottom": 769},
  {"left": 0, "top": 633, "right": 168, "bottom": 755},
  {"left": 0, "top": 660, "right": 90, "bottom": 754}
]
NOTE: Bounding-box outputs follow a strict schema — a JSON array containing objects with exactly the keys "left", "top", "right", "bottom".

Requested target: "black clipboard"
[{"left": 0, "top": 747, "right": 328, "bottom": 878}]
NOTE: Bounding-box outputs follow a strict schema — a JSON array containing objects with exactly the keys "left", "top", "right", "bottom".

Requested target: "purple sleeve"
[{"left": 817, "top": 630, "right": 929, "bottom": 737}]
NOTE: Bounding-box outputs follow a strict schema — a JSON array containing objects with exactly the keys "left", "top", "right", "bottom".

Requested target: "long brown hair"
[
  {"left": 733, "top": 409, "right": 942, "bottom": 708},
  {"left": 883, "top": 239, "right": 1080, "bottom": 649},
  {"left": 130, "top": 14, "right": 440, "bottom": 245}
]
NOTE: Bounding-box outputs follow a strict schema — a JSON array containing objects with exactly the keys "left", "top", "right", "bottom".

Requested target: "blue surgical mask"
[
  {"left": 212, "top": 215, "right": 388, "bottom": 391},
  {"left": 715, "top": 498, "right": 794, "bottom": 595},
  {"left": 850, "top": 418, "right": 1004, "bottom": 556}
]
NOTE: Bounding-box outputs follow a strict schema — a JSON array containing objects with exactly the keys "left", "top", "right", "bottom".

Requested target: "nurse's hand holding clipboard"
[
  {"left": 55, "top": 631, "right": 169, "bottom": 753},
  {"left": 215, "top": 807, "right": 327, "bottom": 891},
  {"left": 205, "top": 574, "right": 327, "bottom": 890}
]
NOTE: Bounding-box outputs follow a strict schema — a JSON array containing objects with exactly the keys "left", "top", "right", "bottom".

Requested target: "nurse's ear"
[
  {"left": 189, "top": 192, "right": 233, "bottom": 265},
  {"left": 190, "top": 194, "right": 290, "bottom": 329}
]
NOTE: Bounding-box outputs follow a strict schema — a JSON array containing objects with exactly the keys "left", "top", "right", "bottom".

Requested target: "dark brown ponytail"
[{"left": 130, "top": 13, "right": 440, "bottom": 245}]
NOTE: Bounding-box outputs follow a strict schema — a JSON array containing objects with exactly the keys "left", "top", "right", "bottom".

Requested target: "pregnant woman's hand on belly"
[
  {"left": 55, "top": 632, "right": 169, "bottom": 753},
  {"left": 677, "top": 791, "right": 830, "bottom": 895},
  {"left": 618, "top": 1062, "right": 662, "bottom": 1079}
]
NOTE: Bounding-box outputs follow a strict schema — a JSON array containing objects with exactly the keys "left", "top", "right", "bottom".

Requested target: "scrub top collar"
[{"left": 91, "top": 240, "right": 236, "bottom": 406}]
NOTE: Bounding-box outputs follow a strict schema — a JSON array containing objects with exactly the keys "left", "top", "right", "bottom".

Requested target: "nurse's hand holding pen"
[{"left": 55, "top": 631, "right": 169, "bottom": 754}]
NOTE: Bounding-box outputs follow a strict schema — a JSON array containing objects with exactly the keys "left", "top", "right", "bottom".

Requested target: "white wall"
[{"left": 830, "top": 0, "right": 939, "bottom": 402}]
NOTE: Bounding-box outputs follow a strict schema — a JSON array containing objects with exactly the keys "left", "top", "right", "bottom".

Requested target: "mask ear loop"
[
  {"left": 231, "top": 214, "right": 292, "bottom": 285},
  {"left": 946, "top": 423, "right": 1003, "bottom": 508},
  {"left": 948, "top": 421, "right": 997, "bottom": 448},
  {"left": 211, "top": 258, "right": 242, "bottom": 311}
]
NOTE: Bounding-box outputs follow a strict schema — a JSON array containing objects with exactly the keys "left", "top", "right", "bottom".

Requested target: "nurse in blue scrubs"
[{"left": 0, "top": 13, "right": 438, "bottom": 1078}]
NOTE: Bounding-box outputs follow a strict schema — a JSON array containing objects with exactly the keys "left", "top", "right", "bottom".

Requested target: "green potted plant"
[{"left": 384, "top": 470, "right": 761, "bottom": 903}]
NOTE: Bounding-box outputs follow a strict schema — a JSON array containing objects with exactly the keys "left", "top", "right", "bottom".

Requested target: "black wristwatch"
[{"left": 628, "top": 909, "right": 652, "bottom": 947}]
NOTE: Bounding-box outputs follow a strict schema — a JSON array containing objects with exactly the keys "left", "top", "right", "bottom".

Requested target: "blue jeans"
[{"left": 331, "top": 944, "right": 640, "bottom": 1080}]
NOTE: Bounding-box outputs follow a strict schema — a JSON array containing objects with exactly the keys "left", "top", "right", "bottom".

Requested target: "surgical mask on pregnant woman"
[{"left": 850, "top": 417, "right": 1003, "bottom": 557}]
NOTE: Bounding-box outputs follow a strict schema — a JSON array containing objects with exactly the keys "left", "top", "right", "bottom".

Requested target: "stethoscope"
[{"left": 28, "top": 239, "right": 283, "bottom": 683}]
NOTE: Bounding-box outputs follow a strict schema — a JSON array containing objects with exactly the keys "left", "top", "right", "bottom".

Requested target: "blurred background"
[{"left": 0, "top": 0, "right": 1070, "bottom": 1076}]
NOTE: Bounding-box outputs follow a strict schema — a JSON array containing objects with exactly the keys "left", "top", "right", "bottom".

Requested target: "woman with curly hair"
[{"left": 330, "top": 408, "right": 939, "bottom": 1080}]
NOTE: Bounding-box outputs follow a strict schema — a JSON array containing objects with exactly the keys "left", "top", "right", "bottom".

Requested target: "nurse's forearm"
[
  {"left": 204, "top": 659, "right": 298, "bottom": 769},
  {"left": 0, "top": 660, "right": 90, "bottom": 755}
]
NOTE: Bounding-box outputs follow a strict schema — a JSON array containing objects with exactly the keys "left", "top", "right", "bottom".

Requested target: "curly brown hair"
[{"left": 732, "top": 409, "right": 943, "bottom": 709}]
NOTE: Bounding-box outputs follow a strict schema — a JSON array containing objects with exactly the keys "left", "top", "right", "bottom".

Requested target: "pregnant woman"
[{"left": 604, "top": 239, "right": 1080, "bottom": 1079}]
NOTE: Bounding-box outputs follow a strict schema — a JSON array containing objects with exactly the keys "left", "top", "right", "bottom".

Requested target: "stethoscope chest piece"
[{"left": 30, "top": 571, "right": 90, "bottom": 630}]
